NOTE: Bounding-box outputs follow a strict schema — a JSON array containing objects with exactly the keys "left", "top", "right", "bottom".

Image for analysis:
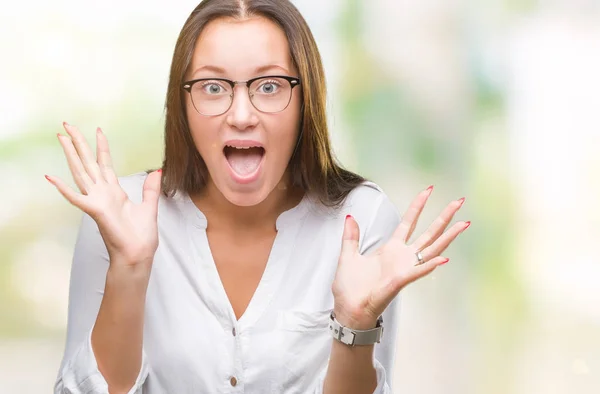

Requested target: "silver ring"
[{"left": 415, "top": 251, "right": 425, "bottom": 266}]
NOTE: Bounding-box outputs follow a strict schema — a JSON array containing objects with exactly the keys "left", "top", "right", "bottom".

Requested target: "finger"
[
  {"left": 63, "top": 122, "right": 102, "bottom": 182},
  {"left": 141, "top": 169, "right": 163, "bottom": 217},
  {"left": 420, "top": 221, "right": 470, "bottom": 261},
  {"left": 340, "top": 214, "right": 360, "bottom": 260},
  {"left": 45, "top": 174, "right": 87, "bottom": 210},
  {"left": 413, "top": 197, "right": 465, "bottom": 251},
  {"left": 57, "top": 133, "right": 93, "bottom": 194},
  {"left": 393, "top": 185, "right": 433, "bottom": 243},
  {"left": 96, "top": 127, "right": 118, "bottom": 184},
  {"left": 413, "top": 255, "right": 450, "bottom": 278}
]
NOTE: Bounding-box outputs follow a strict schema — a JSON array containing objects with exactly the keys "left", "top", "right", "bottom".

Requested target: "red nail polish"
[
  {"left": 458, "top": 197, "right": 466, "bottom": 205},
  {"left": 440, "top": 258, "right": 450, "bottom": 265},
  {"left": 63, "top": 121, "right": 69, "bottom": 127},
  {"left": 96, "top": 127, "right": 101, "bottom": 133},
  {"left": 464, "top": 221, "right": 471, "bottom": 230},
  {"left": 346, "top": 214, "right": 352, "bottom": 219},
  {"left": 426, "top": 185, "right": 434, "bottom": 192},
  {"left": 157, "top": 169, "right": 162, "bottom": 173}
]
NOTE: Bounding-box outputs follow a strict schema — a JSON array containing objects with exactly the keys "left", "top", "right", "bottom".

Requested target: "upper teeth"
[{"left": 227, "top": 145, "right": 258, "bottom": 149}]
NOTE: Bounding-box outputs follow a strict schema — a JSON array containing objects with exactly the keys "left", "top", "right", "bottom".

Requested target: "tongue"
[{"left": 226, "top": 148, "right": 263, "bottom": 176}]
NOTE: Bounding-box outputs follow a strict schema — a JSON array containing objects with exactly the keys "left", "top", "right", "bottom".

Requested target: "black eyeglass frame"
[{"left": 182, "top": 75, "right": 301, "bottom": 115}]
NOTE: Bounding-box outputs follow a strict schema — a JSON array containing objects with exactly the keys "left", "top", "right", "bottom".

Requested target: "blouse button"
[
  {"left": 230, "top": 376, "right": 238, "bottom": 387},
  {"left": 232, "top": 327, "right": 236, "bottom": 336}
]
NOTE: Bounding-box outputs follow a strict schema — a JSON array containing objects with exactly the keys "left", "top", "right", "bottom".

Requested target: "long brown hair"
[{"left": 161, "top": 0, "right": 365, "bottom": 207}]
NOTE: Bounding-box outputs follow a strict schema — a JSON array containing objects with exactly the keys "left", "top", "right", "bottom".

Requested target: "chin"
[{"left": 216, "top": 180, "right": 274, "bottom": 207}]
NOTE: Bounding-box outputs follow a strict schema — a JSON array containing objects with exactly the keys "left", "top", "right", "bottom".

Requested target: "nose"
[{"left": 226, "top": 84, "right": 259, "bottom": 131}]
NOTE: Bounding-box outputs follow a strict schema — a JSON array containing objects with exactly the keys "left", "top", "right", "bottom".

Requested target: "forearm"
[
  {"left": 91, "top": 262, "right": 150, "bottom": 394},
  {"left": 322, "top": 311, "right": 378, "bottom": 394}
]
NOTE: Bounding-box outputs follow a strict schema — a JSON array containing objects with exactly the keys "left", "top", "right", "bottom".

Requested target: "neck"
[{"left": 192, "top": 176, "right": 303, "bottom": 232}]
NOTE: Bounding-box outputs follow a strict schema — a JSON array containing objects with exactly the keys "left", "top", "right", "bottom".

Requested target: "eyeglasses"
[{"left": 182, "top": 75, "right": 301, "bottom": 116}]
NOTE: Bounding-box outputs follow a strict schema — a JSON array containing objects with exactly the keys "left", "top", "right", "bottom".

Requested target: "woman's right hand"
[{"left": 46, "top": 122, "right": 162, "bottom": 270}]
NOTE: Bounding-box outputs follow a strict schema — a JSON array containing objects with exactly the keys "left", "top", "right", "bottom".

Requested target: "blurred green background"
[{"left": 1, "top": 1, "right": 599, "bottom": 392}]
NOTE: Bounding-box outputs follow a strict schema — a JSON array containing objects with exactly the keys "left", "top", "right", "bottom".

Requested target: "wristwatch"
[{"left": 328, "top": 312, "right": 384, "bottom": 346}]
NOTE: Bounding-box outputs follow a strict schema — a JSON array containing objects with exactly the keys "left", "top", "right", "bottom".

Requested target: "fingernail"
[
  {"left": 44, "top": 175, "right": 52, "bottom": 182},
  {"left": 56, "top": 133, "right": 62, "bottom": 138},
  {"left": 440, "top": 258, "right": 450, "bottom": 265},
  {"left": 346, "top": 214, "right": 352, "bottom": 219},
  {"left": 63, "top": 121, "right": 69, "bottom": 127},
  {"left": 463, "top": 221, "right": 471, "bottom": 230},
  {"left": 96, "top": 127, "right": 102, "bottom": 133},
  {"left": 458, "top": 197, "right": 466, "bottom": 206},
  {"left": 426, "top": 185, "right": 434, "bottom": 193},
  {"left": 157, "top": 169, "right": 162, "bottom": 173}
]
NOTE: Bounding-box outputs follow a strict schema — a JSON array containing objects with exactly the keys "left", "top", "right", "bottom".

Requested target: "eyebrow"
[{"left": 191, "top": 64, "right": 292, "bottom": 78}]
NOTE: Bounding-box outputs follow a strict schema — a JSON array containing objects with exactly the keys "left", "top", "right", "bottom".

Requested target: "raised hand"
[
  {"left": 46, "top": 122, "right": 162, "bottom": 268},
  {"left": 332, "top": 186, "right": 470, "bottom": 328}
]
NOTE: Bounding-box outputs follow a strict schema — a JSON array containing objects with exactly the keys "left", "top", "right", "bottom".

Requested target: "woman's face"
[{"left": 186, "top": 16, "right": 302, "bottom": 207}]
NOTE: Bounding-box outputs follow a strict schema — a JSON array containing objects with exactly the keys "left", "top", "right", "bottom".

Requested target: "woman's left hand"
[{"left": 331, "top": 186, "right": 470, "bottom": 329}]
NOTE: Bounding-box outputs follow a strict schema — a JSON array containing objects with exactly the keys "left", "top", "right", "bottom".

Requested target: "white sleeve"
[
  {"left": 54, "top": 175, "right": 150, "bottom": 393},
  {"left": 312, "top": 189, "right": 401, "bottom": 394}
]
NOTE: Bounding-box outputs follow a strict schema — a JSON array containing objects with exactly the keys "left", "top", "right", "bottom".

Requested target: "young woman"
[{"left": 51, "top": 1, "right": 469, "bottom": 393}]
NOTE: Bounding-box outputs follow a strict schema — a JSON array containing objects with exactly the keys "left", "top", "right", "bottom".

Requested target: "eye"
[
  {"left": 199, "top": 81, "right": 228, "bottom": 95},
  {"left": 256, "top": 80, "right": 281, "bottom": 94}
]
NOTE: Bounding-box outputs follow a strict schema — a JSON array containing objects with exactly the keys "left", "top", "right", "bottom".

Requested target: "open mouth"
[{"left": 223, "top": 145, "right": 266, "bottom": 177}]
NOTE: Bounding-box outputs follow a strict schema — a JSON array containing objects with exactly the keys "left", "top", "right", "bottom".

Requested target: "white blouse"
[{"left": 54, "top": 172, "right": 401, "bottom": 394}]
